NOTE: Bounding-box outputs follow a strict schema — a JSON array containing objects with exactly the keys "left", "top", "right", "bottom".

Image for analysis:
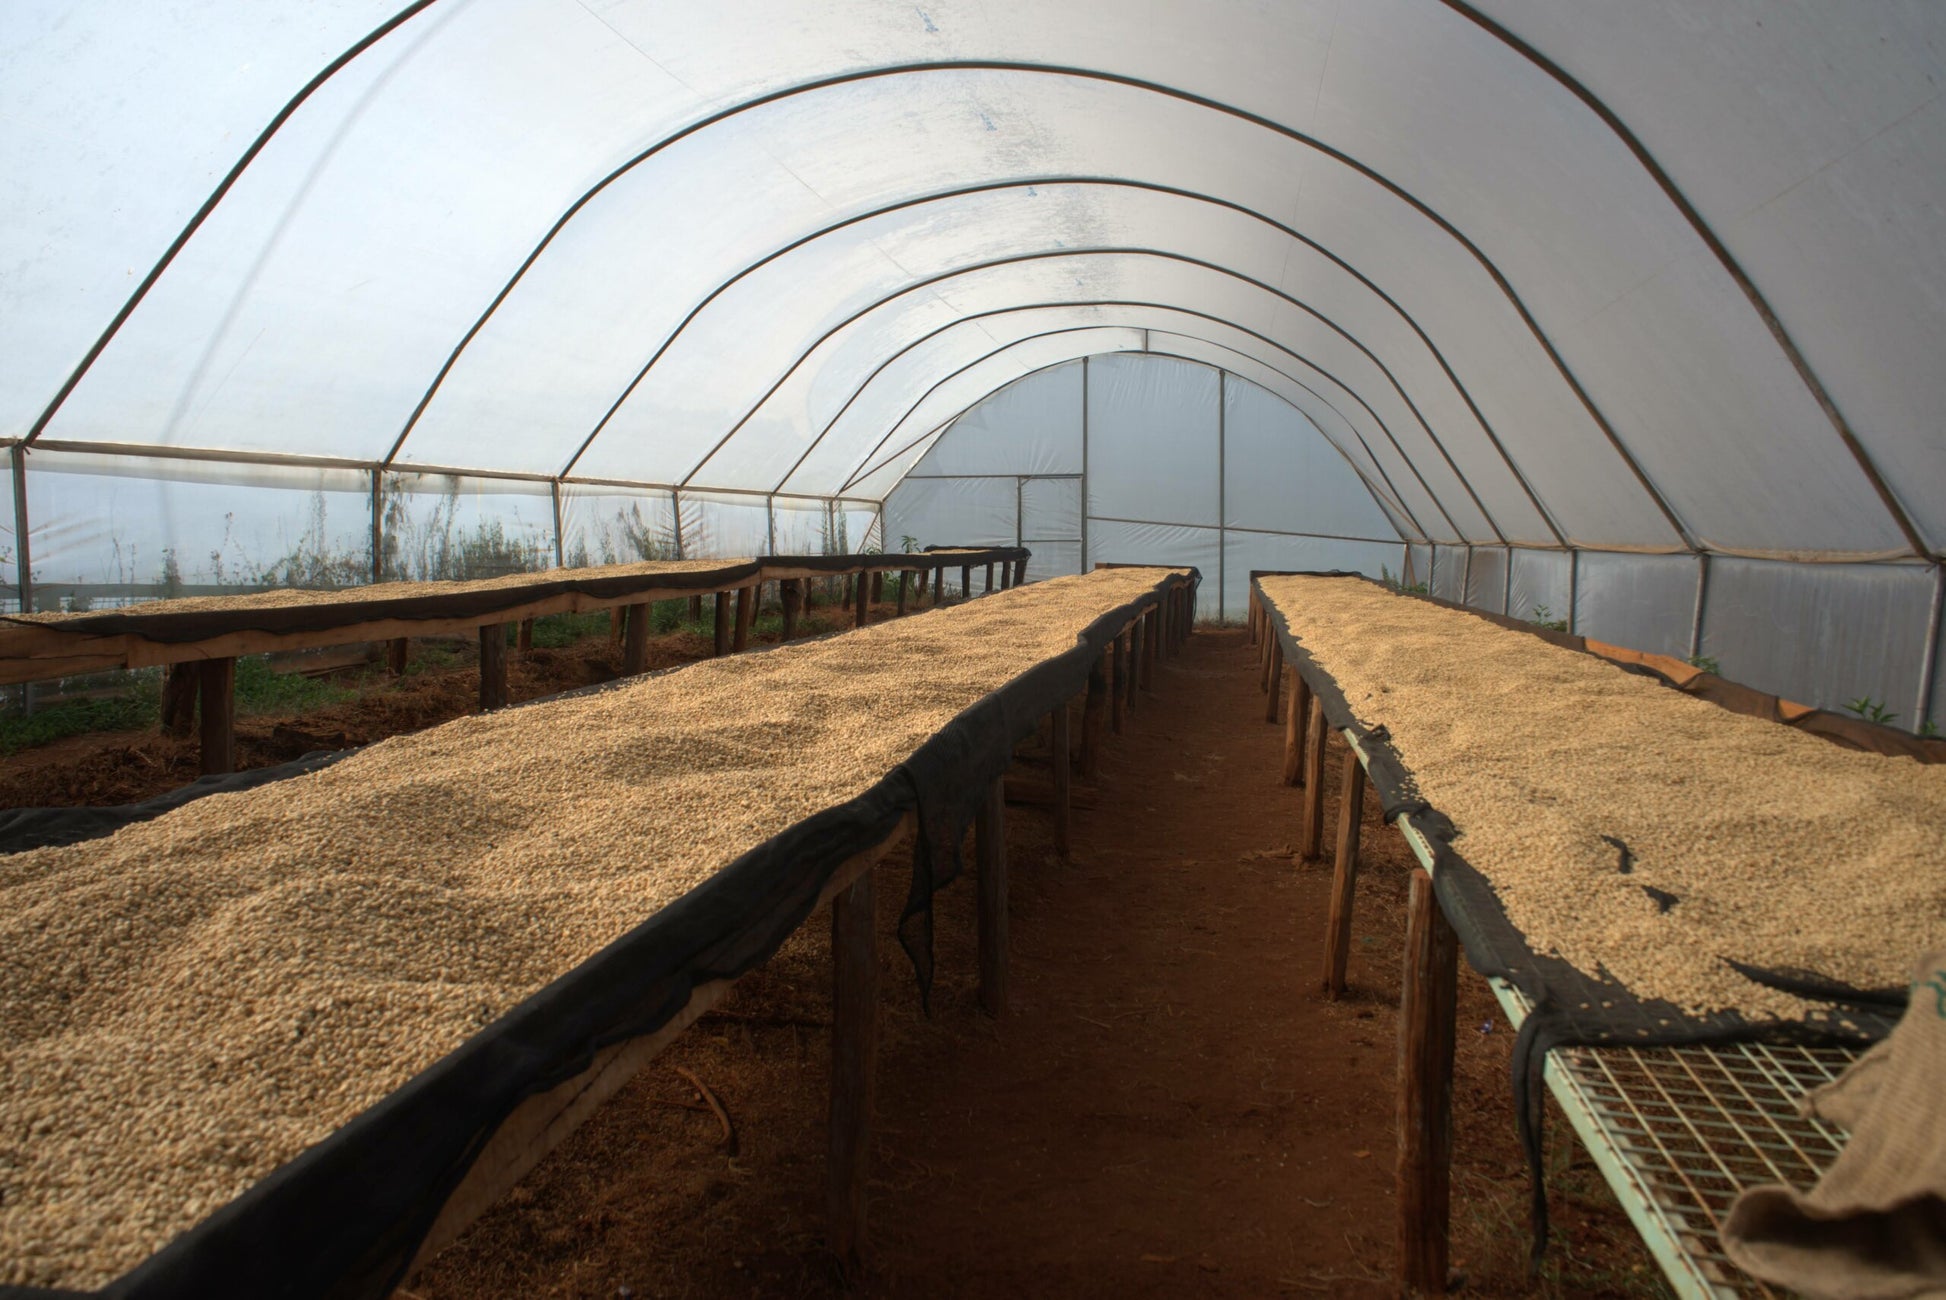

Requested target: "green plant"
[
  {"left": 0, "top": 687, "right": 160, "bottom": 755},
  {"left": 527, "top": 611, "right": 611, "bottom": 648},
  {"left": 1531, "top": 604, "right": 1568, "bottom": 632},
  {"left": 1379, "top": 565, "right": 1428, "bottom": 596},
  {"left": 1921, "top": 719, "right": 1940, "bottom": 739},
  {"left": 1844, "top": 696, "right": 1898, "bottom": 726},
  {"left": 900, "top": 534, "right": 920, "bottom": 554},
  {"left": 232, "top": 655, "right": 355, "bottom": 717},
  {"left": 1686, "top": 654, "right": 1720, "bottom": 675}
]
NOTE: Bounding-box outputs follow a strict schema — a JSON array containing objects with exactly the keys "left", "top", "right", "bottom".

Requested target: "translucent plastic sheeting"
[
  {"left": 902, "top": 360, "right": 1082, "bottom": 478},
  {"left": 1221, "top": 531, "right": 1404, "bottom": 624},
  {"left": 881, "top": 477, "right": 1017, "bottom": 551},
  {"left": 1085, "top": 354, "right": 1220, "bottom": 527},
  {"left": 1509, "top": 548, "right": 1572, "bottom": 629},
  {"left": 1020, "top": 477, "right": 1082, "bottom": 543},
  {"left": 1429, "top": 544, "right": 1468, "bottom": 605},
  {"left": 680, "top": 490, "right": 771, "bottom": 559},
  {"left": 1221, "top": 373, "right": 1399, "bottom": 542},
  {"left": 557, "top": 486, "right": 676, "bottom": 568},
  {"left": 1023, "top": 541, "right": 1082, "bottom": 582},
  {"left": 1464, "top": 545, "right": 1510, "bottom": 613},
  {"left": 1572, "top": 550, "right": 1701, "bottom": 660},
  {"left": 23, "top": 450, "right": 373, "bottom": 606},
  {"left": 1404, "top": 544, "right": 1434, "bottom": 591},
  {"left": 379, "top": 472, "right": 555, "bottom": 582},
  {"left": 1698, "top": 557, "right": 1937, "bottom": 721},
  {"left": 768, "top": 497, "right": 832, "bottom": 556},
  {"left": 1086, "top": 517, "right": 1221, "bottom": 598}
]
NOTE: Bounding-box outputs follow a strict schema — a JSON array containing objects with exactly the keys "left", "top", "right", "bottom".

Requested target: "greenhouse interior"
[{"left": 3, "top": 4, "right": 1943, "bottom": 1299}]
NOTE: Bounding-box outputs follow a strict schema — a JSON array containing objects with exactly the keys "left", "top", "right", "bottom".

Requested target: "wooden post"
[
  {"left": 161, "top": 664, "right": 197, "bottom": 737},
  {"left": 1248, "top": 591, "right": 1259, "bottom": 645},
  {"left": 1300, "top": 698, "right": 1329, "bottom": 860},
  {"left": 984, "top": 561, "right": 994, "bottom": 593},
  {"left": 870, "top": 571, "right": 883, "bottom": 604},
  {"left": 1323, "top": 748, "right": 1367, "bottom": 998},
  {"left": 1013, "top": 556, "right": 1027, "bottom": 586},
  {"left": 623, "top": 602, "right": 650, "bottom": 675},
  {"left": 853, "top": 570, "right": 869, "bottom": 628},
  {"left": 1050, "top": 703, "right": 1072, "bottom": 857},
  {"left": 1261, "top": 625, "right": 1278, "bottom": 693},
  {"left": 387, "top": 636, "right": 409, "bottom": 676},
  {"left": 932, "top": 566, "right": 944, "bottom": 605},
  {"left": 828, "top": 869, "right": 878, "bottom": 1274},
  {"left": 1143, "top": 603, "right": 1160, "bottom": 685},
  {"left": 688, "top": 594, "right": 703, "bottom": 624},
  {"left": 976, "top": 777, "right": 1008, "bottom": 1017},
  {"left": 1282, "top": 667, "right": 1309, "bottom": 786},
  {"left": 1110, "top": 631, "right": 1127, "bottom": 734},
  {"left": 610, "top": 605, "right": 625, "bottom": 644},
  {"left": 959, "top": 565, "right": 971, "bottom": 599},
  {"left": 1125, "top": 618, "right": 1142, "bottom": 714},
  {"left": 781, "top": 579, "right": 803, "bottom": 640},
  {"left": 479, "top": 624, "right": 509, "bottom": 711},
  {"left": 896, "top": 570, "right": 909, "bottom": 616},
  {"left": 196, "top": 657, "right": 236, "bottom": 776},
  {"left": 1082, "top": 652, "right": 1107, "bottom": 779},
  {"left": 713, "top": 591, "right": 731, "bottom": 656},
  {"left": 733, "top": 584, "right": 756, "bottom": 652},
  {"left": 1397, "top": 868, "right": 1459, "bottom": 1297},
  {"left": 517, "top": 617, "right": 534, "bottom": 652}
]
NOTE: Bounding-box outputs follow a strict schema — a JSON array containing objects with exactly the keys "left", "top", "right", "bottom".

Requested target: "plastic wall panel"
[
  {"left": 558, "top": 487, "right": 677, "bottom": 568},
  {"left": 681, "top": 491, "right": 771, "bottom": 558},
  {"left": 1020, "top": 477, "right": 1082, "bottom": 542},
  {"left": 1086, "top": 517, "right": 1221, "bottom": 592},
  {"left": 1084, "top": 354, "right": 1220, "bottom": 527},
  {"left": 1221, "top": 376, "right": 1399, "bottom": 541},
  {"left": 1429, "top": 545, "right": 1467, "bottom": 604},
  {"left": 881, "top": 477, "right": 1017, "bottom": 551},
  {"left": 768, "top": 498, "right": 829, "bottom": 556},
  {"left": 911, "top": 362, "right": 1083, "bottom": 477},
  {"left": 835, "top": 503, "right": 881, "bottom": 555},
  {"left": 1023, "top": 540, "right": 1082, "bottom": 582},
  {"left": 1404, "top": 544, "right": 1433, "bottom": 590},
  {"left": 379, "top": 473, "right": 555, "bottom": 582},
  {"left": 24, "top": 451, "right": 375, "bottom": 604},
  {"left": 1509, "top": 549, "right": 1572, "bottom": 628},
  {"left": 1572, "top": 551, "right": 1699, "bottom": 659},
  {"left": 1464, "top": 546, "right": 1510, "bottom": 612},
  {"left": 1225, "top": 532, "right": 1402, "bottom": 623},
  {"left": 1698, "top": 558, "right": 1936, "bottom": 719}
]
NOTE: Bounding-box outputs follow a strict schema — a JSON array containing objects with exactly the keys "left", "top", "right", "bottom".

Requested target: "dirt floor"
[{"left": 394, "top": 627, "right": 1672, "bottom": 1300}]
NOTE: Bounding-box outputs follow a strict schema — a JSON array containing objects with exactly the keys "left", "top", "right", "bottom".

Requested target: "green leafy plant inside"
[
  {"left": 1530, "top": 604, "right": 1568, "bottom": 633},
  {"left": 1844, "top": 696, "right": 1898, "bottom": 726},
  {"left": 1686, "top": 654, "right": 1721, "bottom": 676}
]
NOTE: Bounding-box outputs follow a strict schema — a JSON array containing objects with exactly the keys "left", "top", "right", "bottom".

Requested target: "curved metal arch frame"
[
  {"left": 537, "top": 174, "right": 1577, "bottom": 545},
  {"left": 759, "top": 297, "right": 1433, "bottom": 537},
  {"left": 630, "top": 244, "right": 1502, "bottom": 540},
  {"left": 25, "top": 27, "right": 1913, "bottom": 555},
  {"left": 800, "top": 320, "right": 1422, "bottom": 543}
]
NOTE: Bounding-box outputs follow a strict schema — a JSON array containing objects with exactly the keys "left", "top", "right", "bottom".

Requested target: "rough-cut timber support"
[
  {"left": 623, "top": 602, "right": 650, "bottom": 675},
  {"left": 984, "top": 562, "right": 995, "bottom": 594},
  {"left": 1260, "top": 624, "right": 1278, "bottom": 693},
  {"left": 1282, "top": 667, "right": 1309, "bottom": 786},
  {"left": 1143, "top": 604, "right": 1160, "bottom": 686},
  {"left": 828, "top": 869, "right": 878, "bottom": 1275},
  {"left": 610, "top": 605, "right": 625, "bottom": 644},
  {"left": 976, "top": 777, "right": 1008, "bottom": 1017},
  {"left": 959, "top": 565, "right": 971, "bottom": 599},
  {"left": 896, "top": 571, "right": 909, "bottom": 616},
  {"left": 161, "top": 664, "right": 197, "bottom": 737},
  {"left": 1125, "top": 618, "right": 1142, "bottom": 715},
  {"left": 1082, "top": 651, "right": 1108, "bottom": 778},
  {"left": 781, "top": 579, "right": 803, "bottom": 640},
  {"left": 870, "top": 572, "right": 883, "bottom": 605},
  {"left": 1013, "top": 557, "right": 1027, "bottom": 587},
  {"left": 713, "top": 591, "right": 731, "bottom": 657},
  {"left": 387, "top": 636, "right": 409, "bottom": 676},
  {"left": 688, "top": 594, "right": 703, "bottom": 623},
  {"left": 1397, "top": 868, "right": 1459, "bottom": 1298},
  {"left": 196, "top": 657, "right": 236, "bottom": 776},
  {"left": 517, "top": 617, "right": 534, "bottom": 652},
  {"left": 1300, "top": 699, "right": 1329, "bottom": 860},
  {"left": 1110, "top": 631, "right": 1128, "bottom": 734},
  {"left": 1050, "top": 702, "right": 1073, "bottom": 857},
  {"left": 1264, "top": 641, "right": 1282, "bottom": 724},
  {"left": 932, "top": 567, "right": 944, "bottom": 605},
  {"left": 733, "top": 584, "right": 756, "bottom": 653},
  {"left": 1323, "top": 747, "right": 1368, "bottom": 998},
  {"left": 853, "top": 570, "right": 869, "bottom": 628},
  {"left": 479, "top": 625, "right": 509, "bottom": 711}
]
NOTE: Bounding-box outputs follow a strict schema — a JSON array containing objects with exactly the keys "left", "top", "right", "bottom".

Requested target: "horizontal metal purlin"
[
  {"left": 1088, "top": 514, "right": 1396, "bottom": 549},
  {"left": 898, "top": 473, "right": 1082, "bottom": 481}
]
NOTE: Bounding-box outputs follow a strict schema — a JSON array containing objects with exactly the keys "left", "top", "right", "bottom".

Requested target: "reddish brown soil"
[{"left": 405, "top": 628, "right": 1669, "bottom": 1300}]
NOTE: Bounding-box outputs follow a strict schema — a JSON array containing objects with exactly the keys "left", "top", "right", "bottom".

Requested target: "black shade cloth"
[
  {"left": 0, "top": 566, "right": 1194, "bottom": 1300},
  {"left": 1252, "top": 571, "right": 1898, "bottom": 1263}
]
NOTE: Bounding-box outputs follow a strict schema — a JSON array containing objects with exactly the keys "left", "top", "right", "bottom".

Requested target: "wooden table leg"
[
  {"left": 1282, "top": 668, "right": 1309, "bottom": 786},
  {"left": 960, "top": 565, "right": 971, "bottom": 599},
  {"left": 1125, "top": 619, "right": 1142, "bottom": 715},
  {"left": 517, "top": 617, "right": 534, "bottom": 652},
  {"left": 896, "top": 571, "right": 909, "bottom": 616},
  {"left": 984, "top": 562, "right": 994, "bottom": 593},
  {"left": 933, "top": 566, "right": 944, "bottom": 605},
  {"left": 1111, "top": 631, "right": 1127, "bottom": 734},
  {"left": 976, "top": 777, "right": 1008, "bottom": 1017},
  {"left": 733, "top": 583, "right": 756, "bottom": 652},
  {"left": 196, "top": 657, "right": 236, "bottom": 775},
  {"left": 1082, "top": 651, "right": 1107, "bottom": 778},
  {"left": 1014, "top": 557, "right": 1027, "bottom": 586},
  {"left": 1322, "top": 748, "right": 1367, "bottom": 997},
  {"left": 688, "top": 594, "right": 703, "bottom": 624},
  {"left": 478, "top": 625, "right": 509, "bottom": 712},
  {"left": 161, "top": 663, "right": 197, "bottom": 737},
  {"left": 386, "top": 636, "right": 409, "bottom": 676},
  {"left": 1143, "top": 604, "right": 1160, "bottom": 685},
  {"left": 1397, "top": 868, "right": 1458, "bottom": 1297},
  {"left": 1264, "top": 642, "right": 1282, "bottom": 723},
  {"left": 1300, "top": 699, "right": 1329, "bottom": 860},
  {"left": 781, "top": 579, "right": 802, "bottom": 640},
  {"left": 713, "top": 591, "right": 731, "bottom": 656},
  {"left": 622, "top": 602, "right": 650, "bottom": 675},
  {"left": 828, "top": 869, "right": 878, "bottom": 1274},
  {"left": 1051, "top": 703, "right": 1072, "bottom": 857},
  {"left": 853, "top": 570, "right": 869, "bottom": 628}
]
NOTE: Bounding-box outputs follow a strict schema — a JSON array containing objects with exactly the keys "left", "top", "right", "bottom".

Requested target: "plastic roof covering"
[{"left": 5, "top": 1, "right": 1945, "bottom": 562}]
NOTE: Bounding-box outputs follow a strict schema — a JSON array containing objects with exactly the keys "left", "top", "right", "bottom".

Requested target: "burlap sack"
[{"left": 1723, "top": 949, "right": 1946, "bottom": 1299}]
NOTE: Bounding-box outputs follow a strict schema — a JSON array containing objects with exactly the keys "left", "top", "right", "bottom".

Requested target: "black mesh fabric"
[
  {"left": 1254, "top": 571, "right": 1898, "bottom": 1261},
  {"left": 0, "top": 567, "right": 1194, "bottom": 1300}
]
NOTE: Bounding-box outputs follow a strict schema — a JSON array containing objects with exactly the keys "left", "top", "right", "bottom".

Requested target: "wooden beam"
[
  {"left": 733, "top": 584, "right": 756, "bottom": 653},
  {"left": 1050, "top": 703, "right": 1072, "bottom": 857},
  {"left": 1082, "top": 651, "right": 1107, "bottom": 779},
  {"left": 853, "top": 570, "right": 869, "bottom": 628},
  {"left": 161, "top": 663, "right": 197, "bottom": 737},
  {"left": 479, "top": 624, "right": 509, "bottom": 711},
  {"left": 828, "top": 868, "right": 879, "bottom": 1274},
  {"left": 622, "top": 602, "right": 650, "bottom": 675},
  {"left": 1110, "top": 631, "right": 1127, "bottom": 734},
  {"left": 1264, "top": 640, "right": 1282, "bottom": 724},
  {"left": 1281, "top": 666, "right": 1309, "bottom": 787},
  {"left": 387, "top": 636, "right": 409, "bottom": 676},
  {"left": 196, "top": 657, "right": 236, "bottom": 776},
  {"left": 1322, "top": 747, "right": 1367, "bottom": 998},
  {"left": 781, "top": 578, "right": 803, "bottom": 641},
  {"left": 976, "top": 776, "right": 1008, "bottom": 1017},
  {"left": 1397, "top": 868, "right": 1458, "bottom": 1297},
  {"left": 713, "top": 591, "right": 731, "bottom": 657},
  {"left": 1300, "top": 699, "right": 1329, "bottom": 861}
]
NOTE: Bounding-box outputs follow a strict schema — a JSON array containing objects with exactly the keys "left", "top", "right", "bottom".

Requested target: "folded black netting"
[
  {"left": 1256, "top": 572, "right": 1898, "bottom": 1265},
  {"left": 0, "top": 567, "right": 1194, "bottom": 1300}
]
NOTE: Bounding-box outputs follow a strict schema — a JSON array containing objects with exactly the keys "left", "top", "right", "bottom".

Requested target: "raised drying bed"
[
  {"left": 1247, "top": 571, "right": 1939, "bottom": 1298},
  {"left": 0, "top": 563, "right": 1194, "bottom": 1299}
]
